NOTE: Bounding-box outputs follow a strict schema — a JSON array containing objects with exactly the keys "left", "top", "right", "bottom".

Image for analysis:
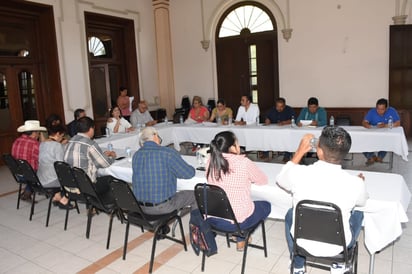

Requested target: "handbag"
[{"left": 189, "top": 185, "right": 217, "bottom": 257}]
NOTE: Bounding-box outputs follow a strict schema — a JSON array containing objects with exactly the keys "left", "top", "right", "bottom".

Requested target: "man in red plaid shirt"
[{"left": 11, "top": 120, "right": 47, "bottom": 201}]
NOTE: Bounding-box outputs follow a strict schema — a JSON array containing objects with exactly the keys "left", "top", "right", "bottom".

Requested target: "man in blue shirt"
[
  {"left": 132, "top": 127, "right": 197, "bottom": 235},
  {"left": 362, "top": 98, "right": 400, "bottom": 165},
  {"left": 264, "top": 97, "right": 295, "bottom": 162},
  {"left": 296, "top": 97, "right": 327, "bottom": 127}
]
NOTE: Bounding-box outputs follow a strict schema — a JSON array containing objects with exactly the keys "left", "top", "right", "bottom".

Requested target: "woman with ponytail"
[{"left": 206, "top": 131, "right": 271, "bottom": 251}]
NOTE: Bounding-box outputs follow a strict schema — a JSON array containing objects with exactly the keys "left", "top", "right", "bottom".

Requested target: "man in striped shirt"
[{"left": 64, "top": 116, "right": 116, "bottom": 195}]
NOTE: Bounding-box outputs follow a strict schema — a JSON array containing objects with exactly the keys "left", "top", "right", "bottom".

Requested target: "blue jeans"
[
  {"left": 207, "top": 201, "right": 271, "bottom": 241},
  {"left": 363, "top": 151, "right": 387, "bottom": 160},
  {"left": 285, "top": 208, "right": 364, "bottom": 268}
]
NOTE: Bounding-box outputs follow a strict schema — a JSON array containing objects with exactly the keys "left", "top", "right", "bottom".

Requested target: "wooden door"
[
  {"left": 216, "top": 32, "right": 279, "bottom": 119},
  {"left": 0, "top": 65, "right": 41, "bottom": 155}
]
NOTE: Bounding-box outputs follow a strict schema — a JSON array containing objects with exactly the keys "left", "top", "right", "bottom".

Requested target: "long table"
[
  {"left": 95, "top": 123, "right": 409, "bottom": 161},
  {"left": 98, "top": 155, "right": 410, "bottom": 256}
]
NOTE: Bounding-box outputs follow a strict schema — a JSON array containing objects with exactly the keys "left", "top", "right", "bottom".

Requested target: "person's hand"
[
  {"left": 104, "top": 151, "right": 116, "bottom": 158},
  {"left": 264, "top": 118, "right": 271, "bottom": 125},
  {"left": 291, "top": 134, "right": 314, "bottom": 164},
  {"left": 107, "top": 118, "right": 113, "bottom": 123},
  {"left": 126, "top": 127, "right": 135, "bottom": 132},
  {"left": 297, "top": 122, "right": 303, "bottom": 127},
  {"left": 311, "top": 120, "right": 318, "bottom": 126},
  {"left": 376, "top": 122, "right": 385, "bottom": 128},
  {"left": 147, "top": 120, "right": 157, "bottom": 126}
]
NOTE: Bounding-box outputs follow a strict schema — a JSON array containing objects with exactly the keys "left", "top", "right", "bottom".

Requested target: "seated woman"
[
  {"left": 187, "top": 96, "right": 210, "bottom": 123},
  {"left": 209, "top": 98, "right": 233, "bottom": 124},
  {"left": 37, "top": 124, "right": 72, "bottom": 209},
  {"left": 106, "top": 105, "right": 134, "bottom": 133},
  {"left": 206, "top": 131, "right": 271, "bottom": 250}
]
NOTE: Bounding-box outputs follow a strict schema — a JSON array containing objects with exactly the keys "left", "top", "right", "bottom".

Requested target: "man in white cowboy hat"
[{"left": 11, "top": 120, "right": 47, "bottom": 201}]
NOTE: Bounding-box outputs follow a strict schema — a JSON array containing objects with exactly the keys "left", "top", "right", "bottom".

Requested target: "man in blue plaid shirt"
[{"left": 132, "top": 127, "right": 197, "bottom": 217}]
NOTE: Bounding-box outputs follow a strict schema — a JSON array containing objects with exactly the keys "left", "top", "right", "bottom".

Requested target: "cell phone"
[
  {"left": 116, "top": 156, "right": 126, "bottom": 161},
  {"left": 196, "top": 167, "right": 206, "bottom": 171}
]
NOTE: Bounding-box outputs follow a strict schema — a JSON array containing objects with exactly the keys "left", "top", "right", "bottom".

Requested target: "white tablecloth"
[
  {"left": 95, "top": 124, "right": 409, "bottom": 161},
  {"left": 98, "top": 155, "right": 410, "bottom": 254}
]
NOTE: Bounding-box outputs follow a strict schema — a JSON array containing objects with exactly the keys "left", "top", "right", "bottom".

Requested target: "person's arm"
[
  {"left": 130, "top": 112, "right": 138, "bottom": 128},
  {"left": 362, "top": 120, "right": 371, "bottom": 128},
  {"left": 202, "top": 107, "right": 210, "bottom": 121},
  {"left": 90, "top": 143, "right": 115, "bottom": 168},
  {"left": 170, "top": 151, "right": 195, "bottom": 179},
  {"left": 291, "top": 134, "right": 314, "bottom": 164},
  {"left": 209, "top": 108, "right": 216, "bottom": 122},
  {"left": 246, "top": 159, "right": 268, "bottom": 185},
  {"left": 296, "top": 108, "right": 306, "bottom": 127}
]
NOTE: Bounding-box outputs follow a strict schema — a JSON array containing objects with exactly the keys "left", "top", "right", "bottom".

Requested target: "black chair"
[
  {"left": 291, "top": 199, "right": 358, "bottom": 274},
  {"left": 109, "top": 177, "right": 187, "bottom": 274},
  {"left": 15, "top": 159, "right": 61, "bottom": 226},
  {"left": 2, "top": 154, "right": 25, "bottom": 209},
  {"left": 335, "top": 116, "right": 354, "bottom": 165},
  {"left": 156, "top": 108, "right": 167, "bottom": 121},
  {"left": 194, "top": 183, "right": 268, "bottom": 274},
  {"left": 54, "top": 161, "right": 85, "bottom": 230},
  {"left": 206, "top": 98, "right": 216, "bottom": 113},
  {"left": 72, "top": 167, "right": 117, "bottom": 249}
]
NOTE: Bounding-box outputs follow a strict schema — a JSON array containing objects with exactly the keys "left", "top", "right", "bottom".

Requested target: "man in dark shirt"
[
  {"left": 263, "top": 97, "right": 295, "bottom": 162},
  {"left": 66, "top": 108, "right": 86, "bottom": 137},
  {"left": 132, "top": 127, "right": 197, "bottom": 236}
]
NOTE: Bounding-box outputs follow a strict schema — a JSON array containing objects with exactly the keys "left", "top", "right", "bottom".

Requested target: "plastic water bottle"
[
  {"left": 107, "top": 142, "right": 113, "bottom": 152},
  {"left": 291, "top": 116, "right": 295, "bottom": 128},
  {"left": 217, "top": 116, "right": 221, "bottom": 125},
  {"left": 195, "top": 145, "right": 202, "bottom": 166},
  {"left": 164, "top": 116, "right": 168, "bottom": 125},
  {"left": 105, "top": 127, "right": 111, "bottom": 137},
  {"left": 388, "top": 116, "right": 393, "bottom": 129},
  {"left": 179, "top": 115, "right": 184, "bottom": 124},
  {"left": 125, "top": 147, "right": 132, "bottom": 162},
  {"left": 256, "top": 116, "right": 259, "bottom": 126},
  {"left": 329, "top": 115, "right": 335, "bottom": 127},
  {"left": 228, "top": 117, "right": 232, "bottom": 126}
]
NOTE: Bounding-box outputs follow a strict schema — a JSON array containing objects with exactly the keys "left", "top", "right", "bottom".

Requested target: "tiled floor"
[{"left": 1, "top": 142, "right": 412, "bottom": 274}]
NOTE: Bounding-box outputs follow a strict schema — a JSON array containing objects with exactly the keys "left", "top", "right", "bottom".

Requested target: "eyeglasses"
[{"left": 157, "top": 134, "right": 163, "bottom": 144}]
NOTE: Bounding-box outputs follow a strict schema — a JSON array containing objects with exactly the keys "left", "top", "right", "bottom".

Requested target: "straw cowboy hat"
[{"left": 17, "top": 120, "right": 47, "bottom": 132}]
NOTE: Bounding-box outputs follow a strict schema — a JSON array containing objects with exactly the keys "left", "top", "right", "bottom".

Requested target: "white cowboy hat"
[{"left": 17, "top": 120, "right": 47, "bottom": 132}]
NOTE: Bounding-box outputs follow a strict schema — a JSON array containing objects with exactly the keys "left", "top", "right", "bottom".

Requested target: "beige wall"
[{"left": 28, "top": 0, "right": 412, "bottom": 120}]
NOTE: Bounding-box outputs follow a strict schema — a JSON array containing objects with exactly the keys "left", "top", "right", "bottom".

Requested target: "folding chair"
[
  {"left": 194, "top": 183, "right": 268, "bottom": 274},
  {"left": 109, "top": 177, "right": 187, "bottom": 273},
  {"left": 2, "top": 154, "right": 25, "bottom": 209},
  {"left": 72, "top": 167, "right": 118, "bottom": 249},
  {"left": 54, "top": 161, "right": 85, "bottom": 230},
  {"left": 16, "top": 159, "right": 60, "bottom": 226},
  {"left": 291, "top": 199, "right": 358, "bottom": 274}
]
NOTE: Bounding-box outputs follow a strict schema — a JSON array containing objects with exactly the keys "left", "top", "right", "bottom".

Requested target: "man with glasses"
[
  {"left": 130, "top": 100, "right": 157, "bottom": 128},
  {"left": 132, "top": 127, "right": 197, "bottom": 237}
]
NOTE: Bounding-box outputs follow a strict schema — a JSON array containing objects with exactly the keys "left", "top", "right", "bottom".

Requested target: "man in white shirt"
[
  {"left": 130, "top": 100, "right": 157, "bottom": 128},
  {"left": 234, "top": 95, "right": 260, "bottom": 125},
  {"left": 276, "top": 126, "right": 368, "bottom": 274}
]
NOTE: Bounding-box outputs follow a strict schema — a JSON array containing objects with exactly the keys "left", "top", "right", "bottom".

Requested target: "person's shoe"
[
  {"left": 156, "top": 225, "right": 170, "bottom": 240},
  {"left": 282, "top": 155, "right": 291, "bottom": 163},
  {"left": 20, "top": 191, "right": 32, "bottom": 201},
  {"left": 236, "top": 236, "right": 252, "bottom": 252},
  {"left": 57, "top": 202, "right": 74, "bottom": 210},
  {"left": 293, "top": 267, "right": 306, "bottom": 274},
  {"left": 374, "top": 156, "right": 383, "bottom": 163},
  {"left": 365, "top": 157, "right": 375, "bottom": 166}
]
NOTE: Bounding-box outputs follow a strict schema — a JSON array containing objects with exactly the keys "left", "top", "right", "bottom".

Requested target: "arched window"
[
  {"left": 88, "top": 36, "right": 106, "bottom": 57},
  {"left": 215, "top": 2, "right": 279, "bottom": 117},
  {"left": 218, "top": 5, "right": 274, "bottom": 38}
]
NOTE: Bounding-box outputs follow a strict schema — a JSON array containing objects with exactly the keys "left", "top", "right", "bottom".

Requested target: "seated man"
[
  {"left": 130, "top": 100, "right": 157, "bottom": 128},
  {"left": 66, "top": 108, "right": 86, "bottom": 137},
  {"left": 362, "top": 98, "right": 400, "bottom": 165},
  {"left": 64, "top": 116, "right": 116, "bottom": 195},
  {"left": 296, "top": 97, "right": 327, "bottom": 127},
  {"left": 264, "top": 97, "right": 296, "bottom": 162},
  {"left": 276, "top": 126, "right": 368, "bottom": 274},
  {"left": 12, "top": 120, "right": 47, "bottom": 201},
  {"left": 132, "top": 127, "right": 197, "bottom": 235},
  {"left": 234, "top": 94, "right": 260, "bottom": 125}
]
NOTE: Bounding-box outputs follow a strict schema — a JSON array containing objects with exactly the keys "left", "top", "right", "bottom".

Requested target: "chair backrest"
[
  {"left": 181, "top": 95, "right": 191, "bottom": 111},
  {"left": 294, "top": 199, "right": 347, "bottom": 248},
  {"left": 335, "top": 116, "right": 351, "bottom": 126},
  {"left": 16, "top": 159, "right": 45, "bottom": 192},
  {"left": 72, "top": 167, "right": 106, "bottom": 210},
  {"left": 109, "top": 177, "right": 142, "bottom": 212},
  {"left": 2, "top": 154, "right": 25, "bottom": 183},
  {"left": 156, "top": 108, "right": 167, "bottom": 121},
  {"left": 206, "top": 98, "right": 216, "bottom": 112},
  {"left": 194, "top": 183, "right": 241, "bottom": 231},
  {"left": 54, "top": 161, "right": 84, "bottom": 201}
]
